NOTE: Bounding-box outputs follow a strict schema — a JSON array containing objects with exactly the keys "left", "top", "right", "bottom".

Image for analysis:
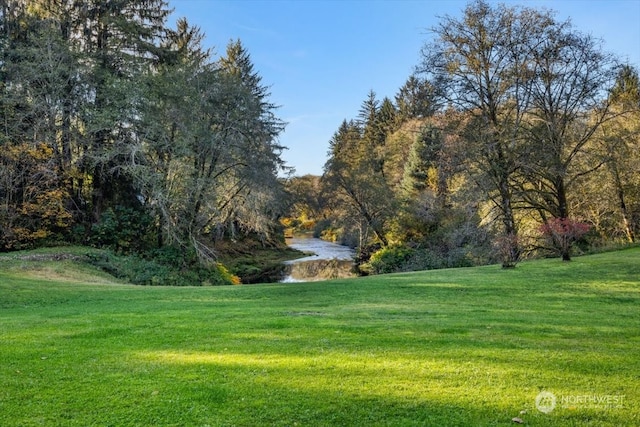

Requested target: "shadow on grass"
[
  {"left": 2, "top": 248, "right": 639, "bottom": 426},
  {"left": 126, "top": 347, "right": 632, "bottom": 426}
]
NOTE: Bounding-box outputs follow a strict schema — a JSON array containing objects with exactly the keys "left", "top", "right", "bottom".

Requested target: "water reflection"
[{"left": 281, "top": 237, "right": 356, "bottom": 282}]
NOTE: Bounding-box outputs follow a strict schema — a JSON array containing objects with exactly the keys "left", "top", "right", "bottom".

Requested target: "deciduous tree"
[
  {"left": 518, "top": 17, "right": 619, "bottom": 260},
  {"left": 420, "top": 0, "right": 549, "bottom": 266}
]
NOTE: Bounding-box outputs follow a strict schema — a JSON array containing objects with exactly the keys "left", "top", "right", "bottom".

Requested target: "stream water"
[{"left": 280, "top": 236, "right": 356, "bottom": 282}]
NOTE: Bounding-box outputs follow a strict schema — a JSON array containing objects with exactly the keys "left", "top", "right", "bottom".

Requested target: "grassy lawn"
[{"left": 1, "top": 248, "right": 639, "bottom": 426}]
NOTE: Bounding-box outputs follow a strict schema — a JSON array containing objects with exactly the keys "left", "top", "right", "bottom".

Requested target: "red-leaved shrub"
[{"left": 539, "top": 218, "right": 591, "bottom": 261}]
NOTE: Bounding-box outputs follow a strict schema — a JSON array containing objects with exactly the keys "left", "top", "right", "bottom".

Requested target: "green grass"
[{"left": 1, "top": 248, "right": 639, "bottom": 426}]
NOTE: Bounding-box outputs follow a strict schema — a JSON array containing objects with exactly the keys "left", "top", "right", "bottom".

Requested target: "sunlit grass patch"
[{"left": 1, "top": 247, "right": 639, "bottom": 425}]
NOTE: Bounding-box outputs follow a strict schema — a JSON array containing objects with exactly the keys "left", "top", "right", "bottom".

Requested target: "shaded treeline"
[{"left": 0, "top": 1, "right": 290, "bottom": 283}]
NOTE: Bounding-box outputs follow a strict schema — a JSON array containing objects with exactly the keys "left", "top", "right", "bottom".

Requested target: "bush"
[
  {"left": 493, "top": 233, "right": 520, "bottom": 268},
  {"left": 361, "top": 245, "right": 414, "bottom": 275},
  {"left": 85, "top": 250, "right": 239, "bottom": 286},
  {"left": 90, "top": 206, "right": 153, "bottom": 253},
  {"left": 539, "top": 217, "right": 591, "bottom": 261}
]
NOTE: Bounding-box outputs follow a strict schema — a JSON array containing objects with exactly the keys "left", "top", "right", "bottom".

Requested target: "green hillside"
[{"left": 1, "top": 248, "right": 639, "bottom": 426}]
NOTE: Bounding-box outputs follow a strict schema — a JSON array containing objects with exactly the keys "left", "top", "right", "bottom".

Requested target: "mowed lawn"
[{"left": 1, "top": 248, "right": 639, "bottom": 426}]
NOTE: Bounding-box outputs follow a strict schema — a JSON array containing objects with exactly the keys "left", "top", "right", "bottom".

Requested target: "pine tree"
[
  {"left": 395, "top": 74, "right": 437, "bottom": 120},
  {"left": 76, "top": 0, "right": 171, "bottom": 221},
  {"left": 401, "top": 125, "right": 440, "bottom": 196}
]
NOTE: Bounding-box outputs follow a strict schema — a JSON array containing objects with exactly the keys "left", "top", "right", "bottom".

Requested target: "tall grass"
[{"left": 1, "top": 248, "right": 639, "bottom": 426}]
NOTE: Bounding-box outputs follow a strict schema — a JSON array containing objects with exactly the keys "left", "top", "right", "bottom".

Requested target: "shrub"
[
  {"left": 0, "top": 143, "right": 74, "bottom": 251},
  {"left": 493, "top": 233, "right": 520, "bottom": 268},
  {"left": 361, "top": 245, "right": 414, "bottom": 275},
  {"left": 90, "top": 206, "right": 153, "bottom": 253},
  {"left": 85, "top": 250, "right": 239, "bottom": 286},
  {"left": 539, "top": 218, "right": 591, "bottom": 261}
]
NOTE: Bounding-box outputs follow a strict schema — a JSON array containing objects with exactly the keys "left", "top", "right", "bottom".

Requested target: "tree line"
[
  {"left": 0, "top": 0, "right": 290, "bottom": 283},
  {"left": 287, "top": 0, "right": 640, "bottom": 273},
  {"left": 2, "top": 0, "right": 638, "bottom": 282}
]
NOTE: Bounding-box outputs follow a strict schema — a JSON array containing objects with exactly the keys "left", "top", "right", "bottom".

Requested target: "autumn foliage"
[
  {"left": 0, "top": 143, "right": 72, "bottom": 250},
  {"left": 539, "top": 218, "right": 591, "bottom": 261}
]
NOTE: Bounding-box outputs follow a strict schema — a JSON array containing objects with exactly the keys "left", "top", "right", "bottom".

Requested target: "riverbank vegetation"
[
  {"left": 1, "top": 247, "right": 639, "bottom": 425},
  {"left": 285, "top": 1, "right": 640, "bottom": 274},
  {"left": 1, "top": 0, "right": 639, "bottom": 284},
  {"left": 0, "top": 1, "right": 291, "bottom": 284}
]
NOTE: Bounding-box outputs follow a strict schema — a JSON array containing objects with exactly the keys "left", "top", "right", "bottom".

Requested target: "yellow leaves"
[
  {"left": 426, "top": 166, "right": 439, "bottom": 192},
  {"left": 1, "top": 142, "right": 73, "bottom": 249},
  {"left": 6, "top": 142, "right": 54, "bottom": 162},
  {"left": 20, "top": 189, "right": 73, "bottom": 226},
  {"left": 12, "top": 227, "right": 48, "bottom": 242},
  {"left": 280, "top": 217, "right": 296, "bottom": 228},
  {"left": 215, "top": 263, "right": 242, "bottom": 286}
]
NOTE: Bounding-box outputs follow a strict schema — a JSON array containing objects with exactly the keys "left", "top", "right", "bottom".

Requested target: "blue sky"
[{"left": 169, "top": 0, "right": 640, "bottom": 176}]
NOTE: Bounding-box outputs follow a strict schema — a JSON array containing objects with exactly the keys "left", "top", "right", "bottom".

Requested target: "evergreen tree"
[
  {"left": 324, "top": 115, "right": 393, "bottom": 248},
  {"left": 358, "top": 90, "right": 382, "bottom": 145},
  {"left": 135, "top": 34, "right": 288, "bottom": 261},
  {"left": 76, "top": 0, "right": 171, "bottom": 221},
  {"left": 401, "top": 125, "right": 441, "bottom": 197},
  {"left": 395, "top": 74, "right": 438, "bottom": 120},
  {"left": 610, "top": 64, "right": 640, "bottom": 109},
  {"left": 216, "top": 39, "right": 288, "bottom": 240}
]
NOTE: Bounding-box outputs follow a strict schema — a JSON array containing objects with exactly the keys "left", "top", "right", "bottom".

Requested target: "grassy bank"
[
  {"left": 1, "top": 248, "right": 639, "bottom": 425},
  {"left": 0, "top": 244, "right": 306, "bottom": 285},
  {"left": 218, "top": 244, "right": 306, "bottom": 283}
]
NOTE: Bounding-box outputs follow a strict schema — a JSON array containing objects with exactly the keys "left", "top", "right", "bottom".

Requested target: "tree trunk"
[
  {"left": 556, "top": 177, "right": 571, "bottom": 261},
  {"left": 612, "top": 167, "right": 635, "bottom": 243},
  {"left": 499, "top": 175, "right": 520, "bottom": 267}
]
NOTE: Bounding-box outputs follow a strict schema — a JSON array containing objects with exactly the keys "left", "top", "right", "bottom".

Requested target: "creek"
[{"left": 280, "top": 236, "right": 356, "bottom": 282}]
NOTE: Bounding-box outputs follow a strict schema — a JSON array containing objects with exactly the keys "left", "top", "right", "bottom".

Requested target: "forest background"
[{"left": 1, "top": 0, "right": 638, "bottom": 284}]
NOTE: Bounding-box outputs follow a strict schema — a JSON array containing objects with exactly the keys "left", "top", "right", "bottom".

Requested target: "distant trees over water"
[
  {"left": 1, "top": 1, "right": 638, "bottom": 280},
  {"left": 288, "top": 0, "right": 640, "bottom": 272}
]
